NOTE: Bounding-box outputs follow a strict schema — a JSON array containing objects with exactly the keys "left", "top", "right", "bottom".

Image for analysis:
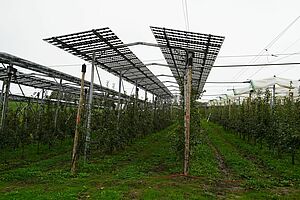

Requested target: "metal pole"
[
  {"left": 54, "top": 78, "right": 63, "bottom": 130},
  {"left": 184, "top": 51, "right": 193, "bottom": 176},
  {"left": 71, "top": 64, "right": 86, "bottom": 175},
  {"left": 84, "top": 52, "right": 96, "bottom": 163},
  {"left": 0, "top": 65, "right": 13, "bottom": 133}
]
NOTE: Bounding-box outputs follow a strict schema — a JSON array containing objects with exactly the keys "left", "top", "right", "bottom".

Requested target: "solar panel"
[
  {"left": 150, "top": 26, "right": 224, "bottom": 97},
  {"left": 44, "top": 28, "right": 172, "bottom": 98}
]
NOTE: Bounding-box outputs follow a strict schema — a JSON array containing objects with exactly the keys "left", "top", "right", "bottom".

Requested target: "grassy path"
[
  {"left": 1, "top": 123, "right": 300, "bottom": 199},
  {"left": 203, "top": 121, "right": 300, "bottom": 199}
]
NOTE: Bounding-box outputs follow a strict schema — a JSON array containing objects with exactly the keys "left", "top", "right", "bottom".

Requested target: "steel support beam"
[
  {"left": 163, "top": 28, "right": 183, "bottom": 86},
  {"left": 94, "top": 41, "right": 205, "bottom": 54}
]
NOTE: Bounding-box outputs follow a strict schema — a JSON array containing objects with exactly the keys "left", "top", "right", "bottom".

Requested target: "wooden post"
[
  {"left": 183, "top": 51, "right": 193, "bottom": 176},
  {"left": 84, "top": 53, "right": 96, "bottom": 163},
  {"left": 71, "top": 64, "right": 86, "bottom": 175}
]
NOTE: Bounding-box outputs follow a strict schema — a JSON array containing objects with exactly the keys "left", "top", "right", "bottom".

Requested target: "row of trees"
[
  {"left": 0, "top": 92, "right": 175, "bottom": 161},
  {"left": 207, "top": 90, "right": 300, "bottom": 164},
  {"left": 2, "top": 99, "right": 76, "bottom": 157},
  {"left": 90, "top": 97, "right": 174, "bottom": 154}
]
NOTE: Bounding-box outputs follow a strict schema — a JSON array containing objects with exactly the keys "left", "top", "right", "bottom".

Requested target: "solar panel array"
[
  {"left": 44, "top": 28, "right": 172, "bottom": 98},
  {"left": 0, "top": 53, "right": 129, "bottom": 102},
  {"left": 150, "top": 26, "right": 224, "bottom": 97},
  {"left": 0, "top": 52, "right": 122, "bottom": 97}
]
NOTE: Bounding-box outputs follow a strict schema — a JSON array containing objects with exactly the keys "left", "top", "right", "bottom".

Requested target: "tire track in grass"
[
  {"left": 204, "top": 121, "right": 300, "bottom": 198},
  {"left": 205, "top": 134, "right": 230, "bottom": 179},
  {"left": 203, "top": 121, "right": 276, "bottom": 191},
  {"left": 209, "top": 122, "right": 284, "bottom": 181},
  {"left": 202, "top": 130, "right": 245, "bottom": 198},
  {"left": 208, "top": 122, "right": 300, "bottom": 194}
]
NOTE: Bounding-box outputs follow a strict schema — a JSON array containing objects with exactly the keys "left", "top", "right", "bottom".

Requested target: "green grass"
[
  {"left": 0, "top": 125, "right": 207, "bottom": 199},
  {"left": 1, "top": 122, "right": 300, "bottom": 199},
  {"left": 189, "top": 133, "right": 220, "bottom": 179}
]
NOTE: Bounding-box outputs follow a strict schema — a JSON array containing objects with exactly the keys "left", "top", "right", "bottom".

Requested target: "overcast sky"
[{"left": 1, "top": 0, "right": 300, "bottom": 101}]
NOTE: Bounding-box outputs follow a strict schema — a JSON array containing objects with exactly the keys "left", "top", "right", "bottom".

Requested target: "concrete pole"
[
  {"left": 84, "top": 52, "right": 96, "bottom": 163},
  {"left": 135, "top": 81, "right": 139, "bottom": 100},
  {"left": 289, "top": 81, "right": 294, "bottom": 100},
  {"left": 117, "top": 71, "right": 123, "bottom": 120},
  {"left": 36, "top": 89, "right": 45, "bottom": 145},
  {"left": 144, "top": 87, "right": 147, "bottom": 108},
  {"left": 116, "top": 71, "right": 123, "bottom": 135},
  {"left": 0, "top": 65, "right": 13, "bottom": 133},
  {"left": 152, "top": 94, "right": 155, "bottom": 105},
  {"left": 270, "top": 75, "right": 276, "bottom": 108},
  {"left": 183, "top": 51, "right": 193, "bottom": 176},
  {"left": 71, "top": 64, "right": 86, "bottom": 175},
  {"left": 271, "top": 84, "right": 276, "bottom": 109},
  {"left": 153, "top": 95, "right": 156, "bottom": 124},
  {"left": 228, "top": 99, "right": 231, "bottom": 119},
  {"left": 135, "top": 80, "right": 139, "bottom": 110},
  {"left": 54, "top": 78, "right": 63, "bottom": 130},
  {"left": 0, "top": 80, "right": 5, "bottom": 106},
  {"left": 170, "top": 98, "right": 173, "bottom": 120}
]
